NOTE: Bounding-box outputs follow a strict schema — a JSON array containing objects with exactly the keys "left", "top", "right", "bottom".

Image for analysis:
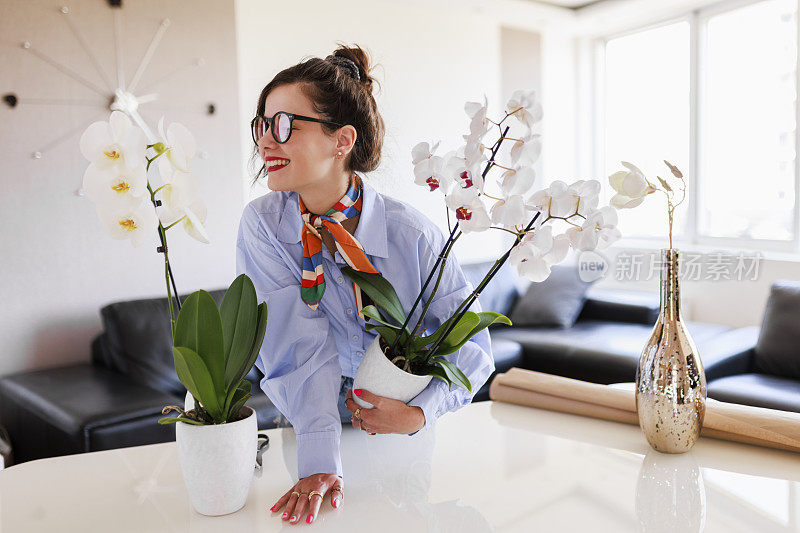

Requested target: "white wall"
[{"left": 0, "top": 0, "right": 242, "bottom": 376}]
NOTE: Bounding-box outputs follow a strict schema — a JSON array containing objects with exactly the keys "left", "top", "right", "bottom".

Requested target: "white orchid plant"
[
  {"left": 343, "top": 89, "right": 645, "bottom": 393},
  {"left": 608, "top": 160, "right": 687, "bottom": 248},
  {"left": 79, "top": 111, "right": 208, "bottom": 332},
  {"left": 79, "top": 112, "right": 267, "bottom": 426}
]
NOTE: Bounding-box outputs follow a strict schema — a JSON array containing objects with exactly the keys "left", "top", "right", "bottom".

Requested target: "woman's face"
[{"left": 257, "top": 83, "right": 341, "bottom": 194}]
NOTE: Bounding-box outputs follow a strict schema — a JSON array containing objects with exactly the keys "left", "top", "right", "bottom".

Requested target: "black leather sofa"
[
  {"left": 0, "top": 260, "right": 775, "bottom": 466},
  {"left": 461, "top": 261, "right": 759, "bottom": 388},
  {"left": 704, "top": 281, "right": 800, "bottom": 413}
]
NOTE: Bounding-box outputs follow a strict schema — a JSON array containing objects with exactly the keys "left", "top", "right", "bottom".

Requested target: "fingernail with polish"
[
  {"left": 307, "top": 515, "right": 314, "bottom": 523},
  {"left": 291, "top": 515, "right": 297, "bottom": 522},
  {"left": 333, "top": 499, "right": 339, "bottom": 508},
  {"left": 354, "top": 389, "right": 362, "bottom": 397},
  {"left": 270, "top": 505, "right": 276, "bottom": 511}
]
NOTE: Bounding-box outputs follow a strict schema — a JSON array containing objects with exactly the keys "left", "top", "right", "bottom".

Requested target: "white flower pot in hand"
[
  {"left": 352, "top": 335, "right": 433, "bottom": 409},
  {"left": 177, "top": 391, "right": 257, "bottom": 516}
]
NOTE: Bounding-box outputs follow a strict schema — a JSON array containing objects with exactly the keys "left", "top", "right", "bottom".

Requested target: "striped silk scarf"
[{"left": 299, "top": 175, "right": 379, "bottom": 317}]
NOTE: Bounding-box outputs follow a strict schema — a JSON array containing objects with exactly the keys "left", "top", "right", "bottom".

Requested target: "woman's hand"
[
  {"left": 270, "top": 473, "right": 342, "bottom": 525},
  {"left": 345, "top": 388, "right": 425, "bottom": 434}
]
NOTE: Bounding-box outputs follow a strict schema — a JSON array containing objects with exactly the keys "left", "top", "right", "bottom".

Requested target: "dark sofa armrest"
[
  {"left": 701, "top": 326, "right": 759, "bottom": 382},
  {"left": 0, "top": 363, "right": 180, "bottom": 462},
  {"left": 577, "top": 289, "right": 660, "bottom": 325}
]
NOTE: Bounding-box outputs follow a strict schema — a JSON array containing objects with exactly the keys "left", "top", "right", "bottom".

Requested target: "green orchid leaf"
[
  {"left": 158, "top": 416, "right": 205, "bottom": 426},
  {"left": 361, "top": 305, "right": 411, "bottom": 333},
  {"left": 434, "top": 311, "right": 480, "bottom": 352},
  {"left": 409, "top": 314, "right": 460, "bottom": 351},
  {"left": 430, "top": 357, "right": 472, "bottom": 392},
  {"left": 340, "top": 267, "right": 407, "bottom": 327},
  {"left": 220, "top": 274, "right": 258, "bottom": 390},
  {"left": 434, "top": 312, "right": 510, "bottom": 356},
  {"left": 228, "top": 394, "right": 252, "bottom": 421},
  {"left": 172, "top": 345, "right": 222, "bottom": 419},
  {"left": 419, "top": 364, "right": 453, "bottom": 387},
  {"left": 174, "top": 290, "right": 226, "bottom": 395},
  {"left": 227, "top": 301, "right": 267, "bottom": 394},
  {"left": 223, "top": 379, "right": 252, "bottom": 416}
]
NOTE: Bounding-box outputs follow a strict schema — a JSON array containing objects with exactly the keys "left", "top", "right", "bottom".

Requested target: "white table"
[{"left": 2, "top": 401, "right": 800, "bottom": 532}]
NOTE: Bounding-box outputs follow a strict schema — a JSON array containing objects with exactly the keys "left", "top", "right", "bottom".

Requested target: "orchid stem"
[{"left": 426, "top": 210, "right": 541, "bottom": 356}]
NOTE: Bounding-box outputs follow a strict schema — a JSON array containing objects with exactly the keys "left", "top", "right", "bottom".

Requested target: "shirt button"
[
  {"left": 346, "top": 308, "right": 354, "bottom": 315},
  {"left": 337, "top": 277, "right": 344, "bottom": 284},
  {"left": 352, "top": 335, "right": 359, "bottom": 341},
  {"left": 356, "top": 351, "right": 363, "bottom": 357}
]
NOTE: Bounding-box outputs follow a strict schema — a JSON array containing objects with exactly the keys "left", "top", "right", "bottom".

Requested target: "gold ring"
[
  {"left": 291, "top": 491, "right": 300, "bottom": 497},
  {"left": 368, "top": 432, "right": 377, "bottom": 435},
  {"left": 353, "top": 408, "right": 362, "bottom": 419},
  {"left": 331, "top": 486, "right": 343, "bottom": 493},
  {"left": 308, "top": 490, "right": 324, "bottom": 500}
]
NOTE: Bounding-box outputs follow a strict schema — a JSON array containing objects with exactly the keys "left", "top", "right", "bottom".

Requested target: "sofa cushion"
[
  {"left": 0, "top": 363, "right": 179, "bottom": 462},
  {"left": 491, "top": 320, "right": 730, "bottom": 384},
  {"left": 708, "top": 373, "right": 800, "bottom": 414},
  {"left": 97, "top": 289, "right": 263, "bottom": 397},
  {"left": 509, "top": 265, "right": 595, "bottom": 328},
  {"left": 578, "top": 289, "right": 659, "bottom": 325},
  {"left": 754, "top": 281, "right": 800, "bottom": 379},
  {"left": 460, "top": 261, "right": 524, "bottom": 326}
]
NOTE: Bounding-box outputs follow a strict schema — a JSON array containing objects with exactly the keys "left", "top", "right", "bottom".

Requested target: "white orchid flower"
[
  {"left": 566, "top": 206, "right": 621, "bottom": 251},
  {"left": 509, "top": 132, "right": 542, "bottom": 167},
  {"left": 465, "top": 95, "right": 492, "bottom": 140},
  {"left": 182, "top": 200, "right": 210, "bottom": 244},
  {"left": 155, "top": 171, "right": 211, "bottom": 243},
  {"left": 157, "top": 116, "right": 197, "bottom": 173},
  {"left": 528, "top": 180, "right": 574, "bottom": 218},
  {"left": 463, "top": 137, "right": 488, "bottom": 169},
  {"left": 491, "top": 167, "right": 538, "bottom": 229},
  {"left": 566, "top": 179, "right": 601, "bottom": 217},
  {"left": 506, "top": 89, "right": 543, "bottom": 130},
  {"left": 609, "top": 161, "right": 656, "bottom": 209},
  {"left": 96, "top": 199, "right": 158, "bottom": 247},
  {"left": 491, "top": 195, "right": 533, "bottom": 229},
  {"left": 79, "top": 111, "right": 146, "bottom": 172},
  {"left": 508, "top": 225, "right": 570, "bottom": 282},
  {"left": 82, "top": 162, "right": 147, "bottom": 210},
  {"left": 445, "top": 195, "right": 491, "bottom": 233},
  {"left": 413, "top": 155, "right": 449, "bottom": 192},
  {"left": 500, "top": 167, "right": 537, "bottom": 198},
  {"left": 443, "top": 154, "right": 483, "bottom": 206},
  {"left": 411, "top": 141, "right": 441, "bottom": 165},
  {"left": 156, "top": 170, "right": 201, "bottom": 225}
]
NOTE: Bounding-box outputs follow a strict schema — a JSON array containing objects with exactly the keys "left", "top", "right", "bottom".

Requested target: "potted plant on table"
[
  {"left": 79, "top": 111, "right": 268, "bottom": 516},
  {"left": 347, "top": 90, "right": 643, "bottom": 410}
]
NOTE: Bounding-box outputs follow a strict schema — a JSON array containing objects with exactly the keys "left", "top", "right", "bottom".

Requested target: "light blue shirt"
[{"left": 235, "top": 177, "right": 495, "bottom": 480}]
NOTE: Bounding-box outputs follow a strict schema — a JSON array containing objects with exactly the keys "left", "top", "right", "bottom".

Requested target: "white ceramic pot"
[
  {"left": 177, "top": 392, "right": 257, "bottom": 516},
  {"left": 352, "top": 335, "right": 433, "bottom": 409}
]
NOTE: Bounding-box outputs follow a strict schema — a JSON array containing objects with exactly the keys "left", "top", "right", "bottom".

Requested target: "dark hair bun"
[{"left": 331, "top": 43, "right": 377, "bottom": 93}]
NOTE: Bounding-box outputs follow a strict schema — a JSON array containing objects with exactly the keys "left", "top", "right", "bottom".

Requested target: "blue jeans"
[{"left": 272, "top": 375, "right": 355, "bottom": 428}]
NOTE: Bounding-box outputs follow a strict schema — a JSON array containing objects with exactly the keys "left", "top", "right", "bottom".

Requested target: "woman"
[{"left": 236, "top": 44, "right": 494, "bottom": 525}]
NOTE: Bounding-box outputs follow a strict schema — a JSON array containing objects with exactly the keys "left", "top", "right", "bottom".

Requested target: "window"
[
  {"left": 599, "top": 0, "right": 799, "bottom": 250},
  {"left": 699, "top": 0, "right": 797, "bottom": 241},
  {"left": 603, "top": 21, "right": 690, "bottom": 240}
]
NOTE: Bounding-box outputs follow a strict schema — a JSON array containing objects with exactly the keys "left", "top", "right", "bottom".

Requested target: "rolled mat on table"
[{"left": 489, "top": 367, "right": 800, "bottom": 454}]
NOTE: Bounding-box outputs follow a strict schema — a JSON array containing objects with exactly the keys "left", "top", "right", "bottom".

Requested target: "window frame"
[{"left": 593, "top": 0, "right": 800, "bottom": 254}]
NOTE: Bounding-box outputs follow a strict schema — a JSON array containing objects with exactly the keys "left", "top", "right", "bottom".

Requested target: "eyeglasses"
[{"left": 251, "top": 111, "right": 345, "bottom": 144}]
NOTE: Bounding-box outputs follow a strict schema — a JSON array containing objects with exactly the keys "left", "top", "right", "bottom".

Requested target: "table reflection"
[{"left": 635, "top": 450, "right": 706, "bottom": 533}]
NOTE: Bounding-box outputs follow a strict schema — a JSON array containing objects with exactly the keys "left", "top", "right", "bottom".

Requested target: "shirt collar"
[{"left": 276, "top": 177, "right": 389, "bottom": 259}]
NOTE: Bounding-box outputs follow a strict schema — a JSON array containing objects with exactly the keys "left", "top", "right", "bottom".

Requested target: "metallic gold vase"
[{"left": 635, "top": 248, "right": 706, "bottom": 453}]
